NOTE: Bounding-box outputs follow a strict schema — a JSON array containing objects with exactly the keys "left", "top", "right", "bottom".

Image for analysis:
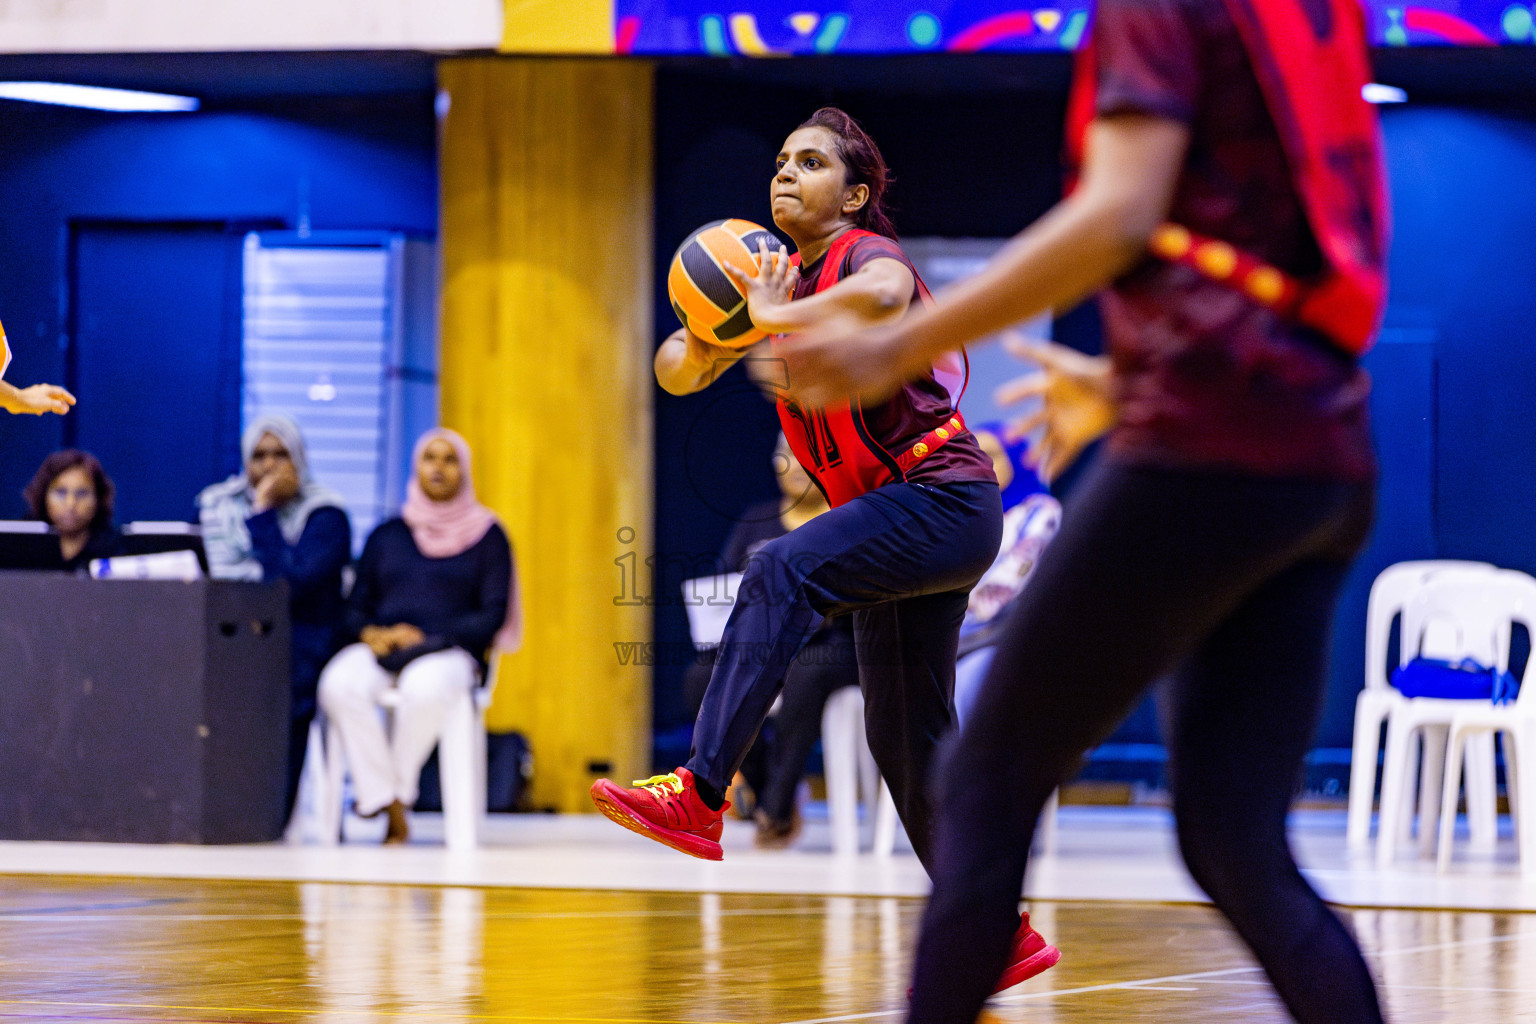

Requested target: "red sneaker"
[
  {"left": 590, "top": 768, "right": 729, "bottom": 861},
  {"left": 993, "top": 913, "right": 1061, "bottom": 992},
  {"left": 907, "top": 913, "right": 1063, "bottom": 1002}
]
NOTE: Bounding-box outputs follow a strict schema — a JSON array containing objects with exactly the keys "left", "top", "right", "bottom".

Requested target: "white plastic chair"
[
  {"left": 823, "top": 685, "right": 1060, "bottom": 859},
  {"left": 1348, "top": 560, "right": 1495, "bottom": 851},
  {"left": 1376, "top": 569, "right": 1513, "bottom": 867},
  {"left": 681, "top": 572, "right": 742, "bottom": 649},
  {"left": 820, "top": 686, "right": 884, "bottom": 855},
  {"left": 1433, "top": 571, "right": 1536, "bottom": 874},
  {"left": 304, "top": 656, "right": 500, "bottom": 851}
]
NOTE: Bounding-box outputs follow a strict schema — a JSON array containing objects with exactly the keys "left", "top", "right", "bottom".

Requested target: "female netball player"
[
  {"left": 592, "top": 106, "right": 1060, "bottom": 992},
  {"left": 782, "top": 2, "right": 1388, "bottom": 1022}
]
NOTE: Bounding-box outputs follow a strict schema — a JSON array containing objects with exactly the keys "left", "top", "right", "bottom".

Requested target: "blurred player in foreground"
[{"left": 782, "top": 2, "right": 1390, "bottom": 1021}]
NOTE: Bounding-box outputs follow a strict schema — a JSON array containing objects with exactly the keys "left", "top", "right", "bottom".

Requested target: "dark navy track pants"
[{"left": 686, "top": 479, "right": 1003, "bottom": 870}]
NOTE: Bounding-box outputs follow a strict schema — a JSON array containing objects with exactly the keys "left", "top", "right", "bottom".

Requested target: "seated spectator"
[
  {"left": 953, "top": 422, "right": 1061, "bottom": 725},
  {"left": 22, "top": 449, "right": 123, "bottom": 572},
  {"left": 318, "top": 428, "right": 517, "bottom": 845},
  {"left": 683, "top": 434, "right": 859, "bottom": 848},
  {"left": 197, "top": 414, "right": 352, "bottom": 819}
]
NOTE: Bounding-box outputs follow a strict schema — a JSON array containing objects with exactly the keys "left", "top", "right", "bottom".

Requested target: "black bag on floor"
[{"left": 486, "top": 730, "right": 533, "bottom": 811}]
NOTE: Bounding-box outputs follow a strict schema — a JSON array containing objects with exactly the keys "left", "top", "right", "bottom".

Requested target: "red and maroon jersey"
[
  {"left": 1075, "top": 0, "right": 1378, "bottom": 482},
  {"left": 772, "top": 230, "right": 996, "bottom": 507}
]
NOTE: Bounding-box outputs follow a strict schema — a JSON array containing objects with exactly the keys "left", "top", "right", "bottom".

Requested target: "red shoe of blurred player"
[
  {"left": 909, "top": 913, "right": 1062, "bottom": 1001},
  {"left": 994, "top": 913, "right": 1061, "bottom": 991}
]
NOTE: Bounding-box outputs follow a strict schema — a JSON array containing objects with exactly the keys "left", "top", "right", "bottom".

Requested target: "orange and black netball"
[{"left": 667, "top": 218, "right": 783, "bottom": 349}]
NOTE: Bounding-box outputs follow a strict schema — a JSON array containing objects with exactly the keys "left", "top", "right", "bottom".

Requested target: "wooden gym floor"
[
  {"left": 1, "top": 806, "right": 1533, "bottom": 1023},
  {"left": 0, "top": 874, "right": 1531, "bottom": 1024}
]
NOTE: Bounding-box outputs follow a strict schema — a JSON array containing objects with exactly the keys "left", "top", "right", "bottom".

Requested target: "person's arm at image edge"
[
  {"left": 780, "top": 115, "right": 1191, "bottom": 403},
  {"left": 0, "top": 380, "right": 74, "bottom": 415}
]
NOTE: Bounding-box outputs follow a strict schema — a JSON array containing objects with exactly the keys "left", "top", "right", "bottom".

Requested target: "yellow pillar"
[{"left": 438, "top": 57, "right": 654, "bottom": 812}]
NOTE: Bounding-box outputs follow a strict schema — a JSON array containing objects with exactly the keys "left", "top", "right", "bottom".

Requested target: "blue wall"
[
  {"left": 1382, "top": 107, "right": 1536, "bottom": 575},
  {"left": 1311, "top": 106, "right": 1536, "bottom": 780},
  {"left": 0, "top": 96, "right": 436, "bottom": 520}
]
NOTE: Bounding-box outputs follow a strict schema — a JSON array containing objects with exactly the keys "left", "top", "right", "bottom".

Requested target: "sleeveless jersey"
[
  {"left": 1067, "top": 0, "right": 1388, "bottom": 355},
  {"left": 772, "top": 229, "right": 987, "bottom": 507}
]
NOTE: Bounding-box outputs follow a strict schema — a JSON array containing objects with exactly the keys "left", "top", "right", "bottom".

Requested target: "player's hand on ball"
[
  {"left": 996, "top": 336, "right": 1117, "bottom": 482},
  {"left": 723, "top": 240, "right": 799, "bottom": 334},
  {"left": 679, "top": 328, "right": 752, "bottom": 391},
  {"left": 1, "top": 382, "right": 76, "bottom": 416}
]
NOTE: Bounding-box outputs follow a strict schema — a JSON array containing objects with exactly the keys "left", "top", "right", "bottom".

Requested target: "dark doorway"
[{"left": 67, "top": 221, "right": 255, "bottom": 523}]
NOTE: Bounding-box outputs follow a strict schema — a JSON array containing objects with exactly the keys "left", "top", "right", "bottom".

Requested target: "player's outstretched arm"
[
  {"left": 0, "top": 380, "right": 76, "bottom": 416},
  {"left": 654, "top": 326, "right": 754, "bottom": 396},
  {"left": 779, "top": 113, "right": 1191, "bottom": 407}
]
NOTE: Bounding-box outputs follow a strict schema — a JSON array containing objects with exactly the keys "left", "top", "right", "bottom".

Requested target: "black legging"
[
  {"left": 908, "top": 456, "right": 1385, "bottom": 1024},
  {"left": 687, "top": 480, "right": 1002, "bottom": 871}
]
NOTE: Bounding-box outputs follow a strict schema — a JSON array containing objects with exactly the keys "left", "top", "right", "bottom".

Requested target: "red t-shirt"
[
  {"left": 792, "top": 233, "right": 997, "bottom": 489},
  {"left": 1091, "top": 0, "right": 1376, "bottom": 482}
]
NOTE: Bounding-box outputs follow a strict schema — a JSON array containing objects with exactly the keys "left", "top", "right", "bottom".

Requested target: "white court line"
[
  {"left": 1201, "top": 977, "right": 1536, "bottom": 995},
  {"left": 990, "top": 966, "right": 1267, "bottom": 1004},
  {"left": 1366, "top": 928, "right": 1529, "bottom": 959},
  {"left": 1121, "top": 985, "right": 1199, "bottom": 991},
  {"left": 775, "top": 1010, "right": 904, "bottom": 1024}
]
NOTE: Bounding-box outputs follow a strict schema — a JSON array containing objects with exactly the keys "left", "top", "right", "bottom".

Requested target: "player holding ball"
[{"left": 592, "top": 106, "right": 1059, "bottom": 992}]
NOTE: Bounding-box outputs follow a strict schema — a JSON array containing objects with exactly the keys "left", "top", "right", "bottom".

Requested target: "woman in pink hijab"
[{"left": 318, "top": 428, "right": 519, "bottom": 844}]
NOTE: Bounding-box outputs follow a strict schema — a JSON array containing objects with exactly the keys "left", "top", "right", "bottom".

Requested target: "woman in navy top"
[
  {"left": 198, "top": 414, "right": 351, "bottom": 822},
  {"left": 319, "top": 428, "right": 517, "bottom": 845}
]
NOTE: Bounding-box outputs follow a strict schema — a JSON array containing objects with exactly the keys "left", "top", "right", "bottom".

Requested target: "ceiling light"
[
  {"left": 1362, "top": 83, "right": 1408, "bottom": 104},
  {"left": 0, "top": 81, "right": 198, "bottom": 112}
]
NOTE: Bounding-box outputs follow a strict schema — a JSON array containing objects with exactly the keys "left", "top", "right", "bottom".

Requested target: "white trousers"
[{"left": 318, "top": 643, "right": 479, "bottom": 816}]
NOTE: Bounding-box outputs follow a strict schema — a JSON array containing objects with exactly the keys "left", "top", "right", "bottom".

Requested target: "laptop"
[
  {"left": 0, "top": 521, "right": 61, "bottom": 570},
  {"left": 120, "top": 522, "right": 209, "bottom": 574},
  {"left": 0, "top": 520, "right": 208, "bottom": 574}
]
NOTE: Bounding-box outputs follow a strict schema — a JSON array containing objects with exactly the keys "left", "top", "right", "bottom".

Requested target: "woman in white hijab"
[
  {"left": 197, "top": 414, "right": 353, "bottom": 820},
  {"left": 199, "top": 415, "right": 348, "bottom": 579}
]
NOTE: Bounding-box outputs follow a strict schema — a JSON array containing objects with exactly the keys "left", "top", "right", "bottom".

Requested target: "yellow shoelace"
[{"left": 632, "top": 773, "right": 684, "bottom": 798}]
